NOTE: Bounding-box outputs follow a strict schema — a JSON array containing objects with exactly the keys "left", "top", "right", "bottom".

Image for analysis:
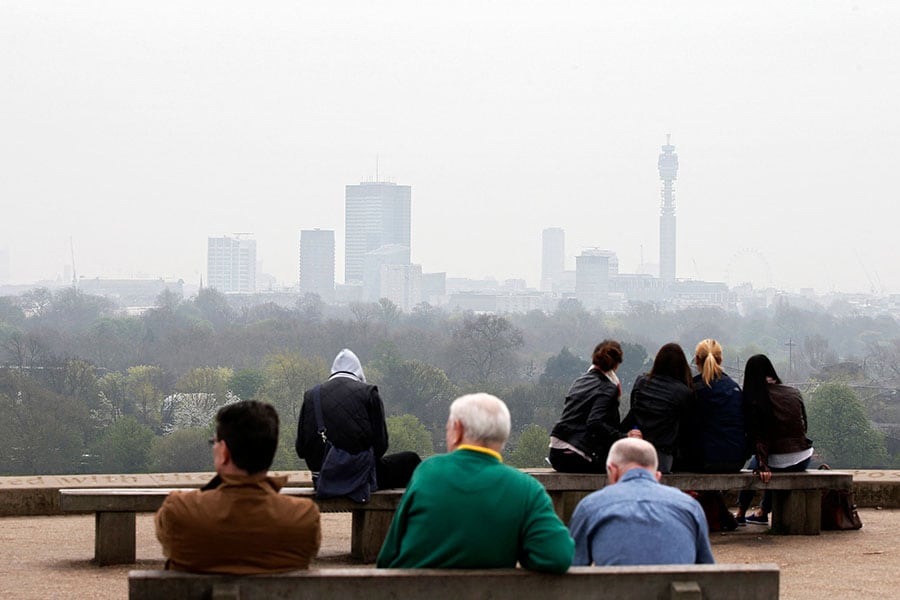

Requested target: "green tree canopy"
[
  {"left": 0, "top": 371, "right": 89, "bottom": 475},
  {"left": 260, "top": 352, "right": 328, "bottom": 425},
  {"left": 228, "top": 368, "right": 267, "bottom": 401},
  {"left": 387, "top": 414, "right": 434, "bottom": 457},
  {"left": 125, "top": 365, "right": 168, "bottom": 430},
  {"left": 807, "top": 383, "right": 889, "bottom": 468},
  {"left": 91, "top": 416, "right": 155, "bottom": 473},
  {"left": 540, "top": 347, "right": 587, "bottom": 386},
  {"left": 373, "top": 357, "right": 457, "bottom": 423},
  {"left": 450, "top": 313, "right": 524, "bottom": 384},
  {"left": 149, "top": 428, "right": 211, "bottom": 473},
  {"left": 509, "top": 424, "right": 550, "bottom": 468},
  {"left": 618, "top": 341, "right": 650, "bottom": 396}
]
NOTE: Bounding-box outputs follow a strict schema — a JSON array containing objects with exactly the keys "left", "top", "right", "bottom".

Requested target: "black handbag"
[{"left": 310, "top": 385, "right": 377, "bottom": 503}]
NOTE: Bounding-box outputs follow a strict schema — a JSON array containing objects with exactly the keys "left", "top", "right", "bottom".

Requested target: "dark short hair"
[
  {"left": 215, "top": 401, "right": 279, "bottom": 475},
  {"left": 592, "top": 340, "right": 623, "bottom": 371}
]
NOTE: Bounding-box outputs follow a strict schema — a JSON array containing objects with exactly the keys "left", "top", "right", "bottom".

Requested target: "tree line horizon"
[{"left": 0, "top": 286, "right": 896, "bottom": 476}]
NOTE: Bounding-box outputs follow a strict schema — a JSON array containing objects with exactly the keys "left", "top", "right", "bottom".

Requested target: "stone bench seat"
[
  {"left": 59, "top": 487, "right": 403, "bottom": 565},
  {"left": 128, "top": 564, "right": 781, "bottom": 600},
  {"left": 61, "top": 469, "right": 852, "bottom": 566},
  {"left": 525, "top": 469, "right": 853, "bottom": 534}
]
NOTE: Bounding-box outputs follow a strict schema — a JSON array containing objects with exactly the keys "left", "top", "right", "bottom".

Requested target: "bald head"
[
  {"left": 446, "top": 393, "right": 511, "bottom": 452},
  {"left": 606, "top": 438, "right": 660, "bottom": 483}
]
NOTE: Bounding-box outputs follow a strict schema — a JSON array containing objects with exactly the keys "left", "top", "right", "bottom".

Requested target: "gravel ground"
[{"left": 0, "top": 509, "right": 896, "bottom": 599}]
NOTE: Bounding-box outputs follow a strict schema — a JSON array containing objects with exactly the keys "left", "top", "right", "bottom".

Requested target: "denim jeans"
[{"left": 738, "top": 455, "right": 812, "bottom": 514}]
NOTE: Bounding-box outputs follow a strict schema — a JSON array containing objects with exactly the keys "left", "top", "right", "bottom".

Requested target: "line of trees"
[{"left": 0, "top": 287, "right": 897, "bottom": 475}]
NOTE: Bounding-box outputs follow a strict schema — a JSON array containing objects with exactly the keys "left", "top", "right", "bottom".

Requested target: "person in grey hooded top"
[{"left": 296, "top": 349, "right": 421, "bottom": 489}]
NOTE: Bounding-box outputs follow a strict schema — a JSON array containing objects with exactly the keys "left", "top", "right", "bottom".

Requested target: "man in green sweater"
[{"left": 376, "top": 393, "right": 574, "bottom": 573}]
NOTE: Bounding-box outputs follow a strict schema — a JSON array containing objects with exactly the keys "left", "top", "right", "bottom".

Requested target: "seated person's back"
[
  {"left": 155, "top": 401, "right": 320, "bottom": 574},
  {"left": 376, "top": 393, "right": 573, "bottom": 573},
  {"left": 569, "top": 438, "right": 714, "bottom": 566}
]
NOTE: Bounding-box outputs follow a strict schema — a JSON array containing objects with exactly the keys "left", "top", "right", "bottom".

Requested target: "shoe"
[
  {"left": 745, "top": 513, "right": 769, "bottom": 525},
  {"left": 735, "top": 515, "right": 747, "bottom": 526}
]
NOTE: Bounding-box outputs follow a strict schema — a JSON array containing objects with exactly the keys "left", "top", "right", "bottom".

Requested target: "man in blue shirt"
[{"left": 569, "top": 437, "right": 714, "bottom": 566}]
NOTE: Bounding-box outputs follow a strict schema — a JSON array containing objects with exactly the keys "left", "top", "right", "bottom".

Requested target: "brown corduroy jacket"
[{"left": 155, "top": 473, "right": 320, "bottom": 574}]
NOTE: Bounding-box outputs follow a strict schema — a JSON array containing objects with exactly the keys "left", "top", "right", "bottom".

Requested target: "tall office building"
[
  {"left": 344, "top": 181, "right": 411, "bottom": 284},
  {"left": 207, "top": 235, "right": 257, "bottom": 293},
  {"left": 658, "top": 134, "right": 679, "bottom": 283},
  {"left": 541, "top": 227, "right": 565, "bottom": 292},
  {"left": 575, "top": 249, "right": 611, "bottom": 310},
  {"left": 299, "top": 229, "right": 335, "bottom": 302}
]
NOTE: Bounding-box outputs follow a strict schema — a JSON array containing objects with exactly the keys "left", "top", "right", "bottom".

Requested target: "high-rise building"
[
  {"left": 344, "top": 181, "right": 411, "bottom": 284},
  {"left": 658, "top": 134, "right": 679, "bottom": 283},
  {"left": 207, "top": 235, "right": 257, "bottom": 293},
  {"left": 380, "top": 263, "right": 423, "bottom": 312},
  {"left": 541, "top": 227, "right": 565, "bottom": 292},
  {"left": 299, "top": 229, "right": 335, "bottom": 302},
  {"left": 362, "top": 244, "right": 411, "bottom": 302},
  {"left": 575, "top": 250, "right": 611, "bottom": 310}
]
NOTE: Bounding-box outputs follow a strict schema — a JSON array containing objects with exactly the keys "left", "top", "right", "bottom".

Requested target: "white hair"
[
  {"left": 448, "top": 393, "right": 511, "bottom": 448},
  {"left": 607, "top": 438, "right": 658, "bottom": 471}
]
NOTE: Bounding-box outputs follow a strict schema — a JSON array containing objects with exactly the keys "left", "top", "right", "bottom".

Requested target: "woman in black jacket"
[
  {"left": 736, "top": 354, "right": 814, "bottom": 525},
  {"left": 548, "top": 340, "right": 628, "bottom": 473},
  {"left": 622, "top": 343, "right": 693, "bottom": 473}
]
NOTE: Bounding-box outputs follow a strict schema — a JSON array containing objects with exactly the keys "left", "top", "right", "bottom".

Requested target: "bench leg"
[
  {"left": 350, "top": 510, "right": 394, "bottom": 563},
  {"left": 771, "top": 490, "right": 820, "bottom": 535},
  {"left": 670, "top": 581, "right": 702, "bottom": 600},
  {"left": 560, "top": 491, "right": 591, "bottom": 525},
  {"left": 95, "top": 511, "right": 136, "bottom": 565},
  {"left": 547, "top": 491, "right": 565, "bottom": 522}
]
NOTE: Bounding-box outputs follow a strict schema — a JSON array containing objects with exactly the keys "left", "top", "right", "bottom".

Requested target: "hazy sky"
[{"left": 2, "top": 1, "right": 898, "bottom": 294}]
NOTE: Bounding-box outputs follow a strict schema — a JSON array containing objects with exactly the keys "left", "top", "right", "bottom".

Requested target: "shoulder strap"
[{"left": 311, "top": 384, "right": 328, "bottom": 443}]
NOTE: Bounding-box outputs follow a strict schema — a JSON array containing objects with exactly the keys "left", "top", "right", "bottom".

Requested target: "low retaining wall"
[
  {"left": 0, "top": 472, "right": 311, "bottom": 516},
  {"left": 846, "top": 469, "right": 900, "bottom": 509},
  {"left": 0, "top": 470, "right": 897, "bottom": 517}
]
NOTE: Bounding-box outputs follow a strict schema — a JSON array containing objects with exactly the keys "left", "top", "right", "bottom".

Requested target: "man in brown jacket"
[{"left": 155, "top": 401, "right": 320, "bottom": 573}]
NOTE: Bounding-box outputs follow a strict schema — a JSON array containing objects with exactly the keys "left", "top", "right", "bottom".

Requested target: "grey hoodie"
[{"left": 329, "top": 348, "right": 366, "bottom": 382}]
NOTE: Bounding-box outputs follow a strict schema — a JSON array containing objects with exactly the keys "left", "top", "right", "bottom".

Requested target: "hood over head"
[{"left": 329, "top": 348, "right": 366, "bottom": 382}]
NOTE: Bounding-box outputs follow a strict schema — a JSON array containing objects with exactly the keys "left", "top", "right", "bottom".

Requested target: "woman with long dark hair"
[
  {"left": 736, "top": 354, "right": 814, "bottom": 525},
  {"left": 548, "top": 340, "right": 629, "bottom": 473},
  {"left": 622, "top": 343, "right": 693, "bottom": 473}
]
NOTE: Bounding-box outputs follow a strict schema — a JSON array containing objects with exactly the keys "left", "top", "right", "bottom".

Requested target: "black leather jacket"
[
  {"left": 622, "top": 374, "right": 692, "bottom": 454},
  {"left": 750, "top": 383, "right": 812, "bottom": 471},
  {"left": 551, "top": 369, "right": 624, "bottom": 461}
]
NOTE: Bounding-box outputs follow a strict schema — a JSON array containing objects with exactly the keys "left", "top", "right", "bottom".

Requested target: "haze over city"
[{"left": 2, "top": 1, "right": 898, "bottom": 295}]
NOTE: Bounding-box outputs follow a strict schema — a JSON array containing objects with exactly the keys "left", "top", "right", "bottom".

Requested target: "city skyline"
[{"left": 2, "top": 2, "right": 899, "bottom": 295}]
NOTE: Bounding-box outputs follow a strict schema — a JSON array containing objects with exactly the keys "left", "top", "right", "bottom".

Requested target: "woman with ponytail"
[
  {"left": 735, "top": 354, "right": 813, "bottom": 525},
  {"left": 549, "top": 340, "right": 630, "bottom": 473},
  {"left": 677, "top": 339, "right": 748, "bottom": 473}
]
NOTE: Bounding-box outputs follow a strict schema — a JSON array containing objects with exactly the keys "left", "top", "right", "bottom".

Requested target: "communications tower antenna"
[
  {"left": 658, "top": 134, "right": 678, "bottom": 284},
  {"left": 69, "top": 236, "right": 77, "bottom": 289}
]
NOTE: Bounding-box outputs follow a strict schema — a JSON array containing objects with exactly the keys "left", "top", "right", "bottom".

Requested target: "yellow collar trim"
[{"left": 457, "top": 444, "right": 503, "bottom": 462}]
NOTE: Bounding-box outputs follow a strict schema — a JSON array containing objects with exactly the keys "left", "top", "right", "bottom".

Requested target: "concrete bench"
[
  {"left": 128, "top": 564, "right": 780, "bottom": 600},
  {"left": 61, "top": 469, "right": 852, "bottom": 566},
  {"left": 525, "top": 469, "right": 853, "bottom": 535},
  {"left": 59, "top": 487, "right": 403, "bottom": 566}
]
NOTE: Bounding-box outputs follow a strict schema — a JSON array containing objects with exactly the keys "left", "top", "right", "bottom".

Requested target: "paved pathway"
[{"left": 0, "top": 509, "right": 897, "bottom": 599}]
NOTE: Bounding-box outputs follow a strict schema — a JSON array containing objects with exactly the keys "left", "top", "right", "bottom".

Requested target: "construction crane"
[{"left": 854, "top": 250, "right": 883, "bottom": 296}]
